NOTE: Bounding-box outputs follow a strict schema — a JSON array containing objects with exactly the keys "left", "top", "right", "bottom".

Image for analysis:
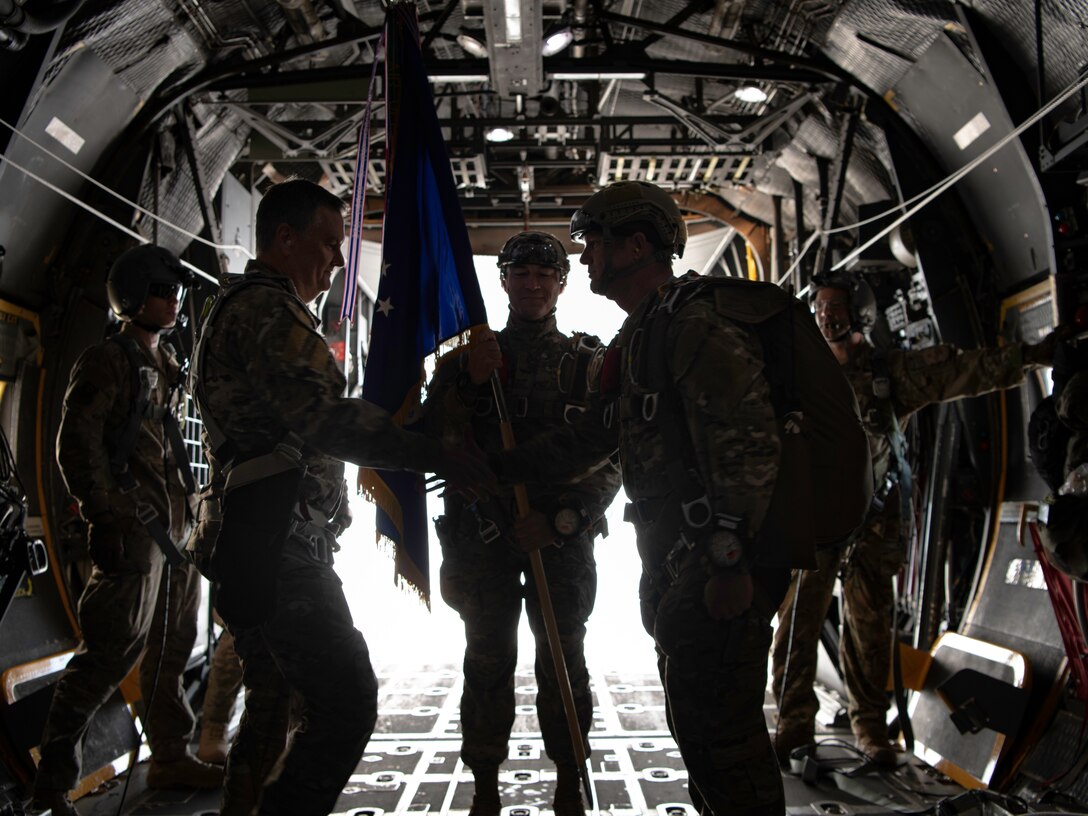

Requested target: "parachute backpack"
[{"left": 632, "top": 273, "right": 873, "bottom": 569}]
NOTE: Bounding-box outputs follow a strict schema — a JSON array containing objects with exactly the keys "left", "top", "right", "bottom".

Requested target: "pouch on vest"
[
  {"left": 186, "top": 487, "right": 223, "bottom": 580},
  {"left": 212, "top": 466, "right": 304, "bottom": 629}
]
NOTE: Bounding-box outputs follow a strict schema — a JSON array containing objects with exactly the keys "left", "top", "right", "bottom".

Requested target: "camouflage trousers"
[
  {"left": 438, "top": 517, "right": 597, "bottom": 770},
  {"left": 771, "top": 507, "right": 902, "bottom": 745},
  {"left": 35, "top": 555, "right": 201, "bottom": 792},
  {"left": 203, "top": 614, "right": 244, "bottom": 728},
  {"left": 224, "top": 543, "right": 378, "bottom": 816},
  {"left": 642, "top": 549, "right": 785, "bottom": 816}
]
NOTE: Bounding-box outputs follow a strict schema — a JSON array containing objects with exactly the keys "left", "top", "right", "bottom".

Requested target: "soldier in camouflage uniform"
[
  {"left": 425, "top": 232, "right": 621, "bottom": 816},
  {"left": 499, "top": 182, "right": 789, "bottom": 816},
  {"left": 771, "top": 272, "right": 1059, "bottom": 767},
  {"left": 189, "top": 178, "right": 489, "bottom": 816},
  {"left": 33, "top": 246, "right": 222, "bottom": 816}
]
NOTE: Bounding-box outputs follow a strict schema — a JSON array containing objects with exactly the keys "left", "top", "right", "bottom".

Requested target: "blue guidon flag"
[{"left": 359, "top": 1, "right": 488, "bottom": 603}]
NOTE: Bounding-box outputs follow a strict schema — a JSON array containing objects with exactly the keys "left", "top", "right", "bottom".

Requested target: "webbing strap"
[
  {"left": 105, "top": 335, "right": 152, "bottom": 480},
  {"left": 164, "top": 410, "right": 197, "bottom": 496},
  {"left": 626, "top": 285, "right": 713, "bottom": 542},
  {"left": 223, "top": 433, "right": 306, "bottom": 494},
  {"left": 109, "top": 448, "right": 187, "bottom": 566},
  {"left": 870, "top": 350, "right": 914, "bottom": 524},
  {"left": 136, "top": 501, "right": 187, "bottom": 566}
]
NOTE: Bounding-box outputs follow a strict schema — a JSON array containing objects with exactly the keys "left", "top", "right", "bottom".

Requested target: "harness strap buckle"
[
  {"left": 136, "top": 502, "right": 158, "bottom": 526},
  {"left": 477, "top": 517, "right": 501, "bottom": 544},
  {"left": 680, "top": 493, "right": 712, "bottom": 529},
  {"left": 563, "top": 403, "right": 586, "bottom": 424},
  {"left": 641, "top": 392, "right": 659, "bottom": 421},
  {"left": 663, "top": 533, "right": 697, "bottom": 584}
]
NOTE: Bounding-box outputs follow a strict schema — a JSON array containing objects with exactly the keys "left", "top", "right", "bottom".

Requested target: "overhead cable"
[
  {"left": 830, "top": 70, "right": 1088, "bottom": 271},
  {"left": 0, "top": 115, "right": 254, "bottom": 259},
  {"left": 0, "top": 150, "right": 218, "bottom": 284}
]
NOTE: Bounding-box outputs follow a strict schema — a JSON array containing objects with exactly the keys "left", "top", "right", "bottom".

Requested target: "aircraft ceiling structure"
[{"left": 1, "top": 0, "right": 1086, "bottom": 293}]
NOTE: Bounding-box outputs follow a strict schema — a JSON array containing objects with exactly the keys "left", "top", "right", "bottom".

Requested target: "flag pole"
[{"left": 488, "top": 370, "right": 595, "bottom": 808}]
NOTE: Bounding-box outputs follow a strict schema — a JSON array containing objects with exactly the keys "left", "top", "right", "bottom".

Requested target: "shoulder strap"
[
  {"left": 870, "top": 348, "right": 914, "bottom": 519},
  {"left": 630, "top": 279, "right": 716, "bottom": 534},
  {"left": 104, "top": 335, "right": 152, "bottom": 482}
]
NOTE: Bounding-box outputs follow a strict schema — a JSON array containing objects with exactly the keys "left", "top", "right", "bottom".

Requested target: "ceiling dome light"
[
  {"left": 456, "top": 32, "right": 488, "bottom": 59},
  {"left": 541, "top": 27, "right": 574, "bottom": 56},
  {"left": 486, "top": 127, "right": 516, "bottom": 143},
  {"left": 734, "top": 85, "right": 768, "bottom": 103}
]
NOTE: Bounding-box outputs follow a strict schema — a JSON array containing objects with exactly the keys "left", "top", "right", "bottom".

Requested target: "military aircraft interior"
[{"left": 2, "top": 0, "right": 1088, "bottom": 814}]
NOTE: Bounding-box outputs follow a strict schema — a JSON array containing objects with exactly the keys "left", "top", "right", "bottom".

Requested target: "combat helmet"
[
  {"left": 570, "top": 181, "right": 687, "bottom": 260},
  {"left": 498, "top": 232, "right": 570, "bottom": 284},
  {"left": 809, "top": 270, "right": 877, "bottom": 335},
  {"left": 107, "top": 245, "right": 194, "bottom": 320}
]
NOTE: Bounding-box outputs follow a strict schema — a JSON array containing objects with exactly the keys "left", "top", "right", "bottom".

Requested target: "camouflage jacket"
[
  {"left": 425, "top": 310, "right": 621, "bottom": 536},
  {"left": 503, "top": 276, "right": 781, "bottom": 568},
  {"left": 846, "top": 341, "right": 1032, "bottom": 486},
  {"left": 56, "top": 325, "right": 191, "bottom": 549},
  {"left": 194, "top": 260, "right": 442, "bottom": 520}
]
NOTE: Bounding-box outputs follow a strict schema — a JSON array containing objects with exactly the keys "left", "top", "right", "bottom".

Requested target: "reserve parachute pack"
[{"left": 635, "top": 273, "right": 873, "bottom": 570}]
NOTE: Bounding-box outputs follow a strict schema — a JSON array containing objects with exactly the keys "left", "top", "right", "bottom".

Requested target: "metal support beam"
[
  {"left": 595, "top": 9, "right": 843, "bottom": 82},
  {"left": 176, "top": 104, "right": 224, "bottom": 268},
  {"left": 204, "top": 55, "right": 831, "bottom": 92}
]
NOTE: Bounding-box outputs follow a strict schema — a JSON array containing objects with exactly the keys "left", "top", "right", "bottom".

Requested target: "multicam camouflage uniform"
[
  {"left": 194, "top": 260, "right": 445, "bottom": 816},
  {"left": 772, "top": 341, "right": 1038, "bottom": 751},
  {"left": 427, "top": 311, "right": 621, "bottom": 774},
  {"left": 36, "top": 325, "right": 200, "bottom": 793},
  {"left": 505, "top": 276, "right": 787, "bottom": 816}
]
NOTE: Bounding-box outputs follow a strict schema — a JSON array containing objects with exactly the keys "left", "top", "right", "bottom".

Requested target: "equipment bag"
[{"left": 637, "top": 274, "right": 872, "bottom": 570}]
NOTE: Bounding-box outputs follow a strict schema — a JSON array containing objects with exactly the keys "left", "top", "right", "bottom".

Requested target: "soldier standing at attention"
[
  {"left": 771, "top": 271, "right": 1060, "bottom": 767},
  {"left": 426, "top": 232, "right": 621, "bottom": 816},
  {"left": 33, "top": 246, "right": 221, "bottom": 816},
  {"left": 190, "top": 178, "right": 491, "bottom": 816},
  {"left": 498, "top": 181, "right": 790, "bottom": 816}
]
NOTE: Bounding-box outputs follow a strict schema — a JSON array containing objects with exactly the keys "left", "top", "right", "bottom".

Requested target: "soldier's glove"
[
  {"left": 1025, "top": 325, "right": 1075, "bottom": 367},
  {"left": 467, "top": 328, "right": 502, "bottom": 386},
  {"left": 512, "top": 509, "right": 554, "bottom": 553},
  {"left": 87, "top": 512, "right": 131, "bottom": 573}
]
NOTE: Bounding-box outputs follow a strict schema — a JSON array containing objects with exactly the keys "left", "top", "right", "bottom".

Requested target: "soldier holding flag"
[{"left": 425, "top": 232, "right": 621, "bottom": 816}]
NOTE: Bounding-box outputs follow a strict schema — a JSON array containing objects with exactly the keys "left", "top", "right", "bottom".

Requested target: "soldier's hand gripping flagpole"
[{"left": 488, "top": 368, "right": 596, "bottom": 810}]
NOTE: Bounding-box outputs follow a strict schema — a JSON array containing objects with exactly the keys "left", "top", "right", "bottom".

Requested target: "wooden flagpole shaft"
[{"left": 488, "top": 371, "right": 593, "bottom": 807}]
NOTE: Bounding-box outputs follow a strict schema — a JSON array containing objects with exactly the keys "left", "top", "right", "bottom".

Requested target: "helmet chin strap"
[{"left": 819, "top": 318, "right": 852, "bottom": 344}]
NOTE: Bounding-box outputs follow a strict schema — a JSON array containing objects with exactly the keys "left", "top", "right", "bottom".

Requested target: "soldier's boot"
[
  {"left": 468, "top": 766, "right": 501, "bottom": 816},
  {"left": 774, "top": 723, "right": 816, "bottom": 768},
  {"left": 553, "top": 764, "right": 586, "bottom": 816},
  {"left": 30, "top": 789, "right": 78, "bottom": 816},
  {"left": 147, "top": 754, "right": 226, "bottom": 789},
  {"left": 853, "top": 720, "right": 901, "bottom": 769},
  {"left": 197, "top": 722, "right": 230, "bottom": 765}
]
